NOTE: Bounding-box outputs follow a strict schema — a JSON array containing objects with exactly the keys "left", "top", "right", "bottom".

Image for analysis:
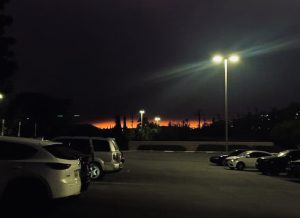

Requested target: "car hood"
[{"left": 226, "top": 155, "right": 242, "bottom": 160}]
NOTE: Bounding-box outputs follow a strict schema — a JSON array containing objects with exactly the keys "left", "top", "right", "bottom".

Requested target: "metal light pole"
[
  {"left": 1, "top": 119, "right": 5, "bottom": 136},
  {"left": 18, "top": 121, "right": 21, "bottom": 137},
  {"left": 213, "top": 54, "right": 239, "bottom": 152}
]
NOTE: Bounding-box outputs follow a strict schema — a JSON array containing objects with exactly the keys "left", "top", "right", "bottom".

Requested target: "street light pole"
[
  {"left": 139, "top": 110, "right": 145, "bottom": 127},
  {"left": 212, "top": 54, "right": 239, "bottom": 152},
  {"left": 224, "top": 59, "right": 229, "bottom": 152}
]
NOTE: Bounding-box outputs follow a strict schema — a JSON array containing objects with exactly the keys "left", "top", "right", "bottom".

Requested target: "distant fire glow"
[{"left": 92, "top": 119, "right": 212, "bottom": 129}]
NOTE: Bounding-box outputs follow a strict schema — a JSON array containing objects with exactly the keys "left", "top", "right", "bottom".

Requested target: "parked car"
[
  {"left": 209, "top": 149, "right": 247, "bottom": 166},
  {"left": 227, "top": 150, "right": 273, "bottom": 170},
  {"left": 256, "top": 149, "right": 300, "bottom": 175},
  {"left": 53, "top": 136, "right": 124, "bottom": 180},
  {"left": 286, "top": 159, "right": 300, "bottom": 178},
  {"left": 0, "top": 136, "right": 81, "bottom": 203}
]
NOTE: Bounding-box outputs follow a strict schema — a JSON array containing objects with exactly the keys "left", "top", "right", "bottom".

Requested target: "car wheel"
[
  {"left": 90, "top": 162, "right": 104, "bottom": 180},
  {"left": 236, "top": 162, "right": 245, "bottom": 171}
]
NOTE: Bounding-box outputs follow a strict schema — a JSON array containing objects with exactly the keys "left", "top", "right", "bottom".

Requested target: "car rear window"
[
  {"left": 93, "top": 140, "right": 110, "bottom": 152},
  {"left": 44, "top": 144, "right": 78, "bottom": 160},
  {"left": 55, "top": 139, "right": 92, "bottom": 155}
]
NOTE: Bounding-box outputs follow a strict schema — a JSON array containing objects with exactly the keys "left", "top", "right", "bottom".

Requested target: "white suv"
[
  {"left": 0, "top": 136, "right": 81, "bottom": 203},
  {"left": 53, "top": 136, "right": 124, "bottom": 180}
]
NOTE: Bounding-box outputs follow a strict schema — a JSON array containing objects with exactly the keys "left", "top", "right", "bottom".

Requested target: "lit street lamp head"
[
  {"left": 212, "top": 55, "right": 224, "bottom": 64},
  {"left": 0, "top": 93, "right": 4, "bottom": 100},
  {"left": 228, "top": 55, "right": 240, "bottom": 63},
  {"left": 212, "top": 54, "right": 240, "bottom": 64},
  {"left": 154, "top": 117, "right": 161, "bottom": 122},
  {"left": 139, "top": 110, "right": 145, "bottom": 115}
]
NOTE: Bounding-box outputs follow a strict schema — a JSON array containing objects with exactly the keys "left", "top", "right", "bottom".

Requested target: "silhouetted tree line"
[
  {"left": 1, "top": 92, "right": 73, "bottom": 138},
  {"left": 0, "top": 0, "right": 17, "bottom": 95},
  {"left": 127, "top": 103, "right": 300, "bottom": 148}
]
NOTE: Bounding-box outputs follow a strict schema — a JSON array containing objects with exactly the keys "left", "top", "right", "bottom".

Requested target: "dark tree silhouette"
[
  {"left": 114, "top": 114, "right": 122, "bottom": 130},
  {"left": 0, "top": 0, "right": 17, "bottom": 94},
  {"left": 3, "top": 92, "right": 72, "bottom": 137},
  {"left": 123, "top": 115, "right": 127, "bottom": 130}
]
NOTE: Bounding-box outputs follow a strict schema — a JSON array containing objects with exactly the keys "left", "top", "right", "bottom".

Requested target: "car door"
[
  {"left": 0, "top": 142, "right": 37, "bottom": 195},
  {"left": 92, "top": 139, "right": 111, "bottom": 163},
  {"left": 245, "top": 152, "right": 271, "bottom": 168}
]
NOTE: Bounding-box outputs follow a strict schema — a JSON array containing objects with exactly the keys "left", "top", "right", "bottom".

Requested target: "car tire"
[
  {"left": 236, "top": 162, "right": 245, "bottom": 171},
  {"left": 90, "top": 162, "right": 104, "bottom": 180}
]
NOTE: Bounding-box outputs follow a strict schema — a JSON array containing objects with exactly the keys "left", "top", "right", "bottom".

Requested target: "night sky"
[{"left": 6, "top": 0, "right": 300, "bottom": 125}]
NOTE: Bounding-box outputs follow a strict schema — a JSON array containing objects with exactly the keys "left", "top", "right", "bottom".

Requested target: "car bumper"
[
  {"left": 227, "top": 160, "right": 237, "bottom": 168},
  {"left": 50, "top": 178, "right": 81, "bottom": 199},
  {"left": 103, "top": 161, "right": 124, "bottom": 172}
]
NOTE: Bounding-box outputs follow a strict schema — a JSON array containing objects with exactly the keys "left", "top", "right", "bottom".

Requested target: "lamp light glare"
[
  {"left": 154, "top": 117, "right": 161, "bottom": 122},
  {"left": 212, "top": 55, "right": 224, "bottom": 63},
  {"left": 229, "top": 55, "right": 239, "bottom": 63}
]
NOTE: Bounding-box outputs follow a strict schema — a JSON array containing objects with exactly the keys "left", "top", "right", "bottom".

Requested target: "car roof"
[
  {"left": 53, "top": 136, "right": 115, "bottom": 141},
  {"left": 0, "top": 136, "right": 62, "bottom": 147},
  {"left": 245, "top": 150, "right": 271, "bottom": 154}
]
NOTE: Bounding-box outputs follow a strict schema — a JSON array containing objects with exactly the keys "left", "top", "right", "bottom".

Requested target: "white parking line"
[{"left": 92, "top": 182, "right": 148, "bottom": 186}]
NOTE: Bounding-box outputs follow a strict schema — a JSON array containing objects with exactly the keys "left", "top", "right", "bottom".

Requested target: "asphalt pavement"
[{"left": 7, "top": 151, "right": 300, "bottom": 218}]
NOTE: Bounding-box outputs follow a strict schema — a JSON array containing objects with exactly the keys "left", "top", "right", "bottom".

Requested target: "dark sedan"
[
  {"left": 209, "top": 149, "right": 247, "bottom": 166},
  {"left": 286, "top": 159, "right": 300, "bottom": 178},
  {"left": 256, "top": 149, "right": 300, "bottom": 175}
]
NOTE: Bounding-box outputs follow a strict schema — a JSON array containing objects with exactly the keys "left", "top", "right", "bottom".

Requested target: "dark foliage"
[
  {"left": 2, "top": 92, "right": 72, "bottom": 137},
  {"left": 0, "top": 0, "right": 17, "bottom": 94}
]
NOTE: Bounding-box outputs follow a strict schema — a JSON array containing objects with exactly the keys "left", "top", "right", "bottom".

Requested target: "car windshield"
[
  {"left": 277, "top": 150, "right": 290, "bottom": 157},
  {"left": 44, "top": 144, "right": 78, "bottom": 160},
  {"left": 229, "top": 150, "right": 244, "bottom": 156},
  {"left": 237, "top": 151, "right": 248, "bottom": 157}
]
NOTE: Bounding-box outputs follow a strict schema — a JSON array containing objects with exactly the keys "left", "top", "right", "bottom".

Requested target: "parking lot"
[{"left": 8, "top": 151, "right": 300, "bottom": 218}]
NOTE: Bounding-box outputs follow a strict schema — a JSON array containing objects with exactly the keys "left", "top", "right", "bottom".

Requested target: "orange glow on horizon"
[{"left": 92, "top": 119, "right": 212, "bottom": 129}]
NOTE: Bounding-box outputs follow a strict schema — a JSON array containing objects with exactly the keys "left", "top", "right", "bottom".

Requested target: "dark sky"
[{"left": 6, "top": 0, "right": 300, "bottom": 122}]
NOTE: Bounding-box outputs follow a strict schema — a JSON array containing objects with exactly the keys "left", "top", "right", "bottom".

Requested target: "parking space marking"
[{"left": 92, "top": 181, "right": 150, "bottom": 186}]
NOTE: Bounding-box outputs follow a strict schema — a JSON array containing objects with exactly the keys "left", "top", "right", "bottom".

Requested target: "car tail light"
[
  {"left": 46, "top": 163, "right": 71, "bottom": 170},
  {"left": 113, "top": 153, "right": 118, "bottom": 161}
]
